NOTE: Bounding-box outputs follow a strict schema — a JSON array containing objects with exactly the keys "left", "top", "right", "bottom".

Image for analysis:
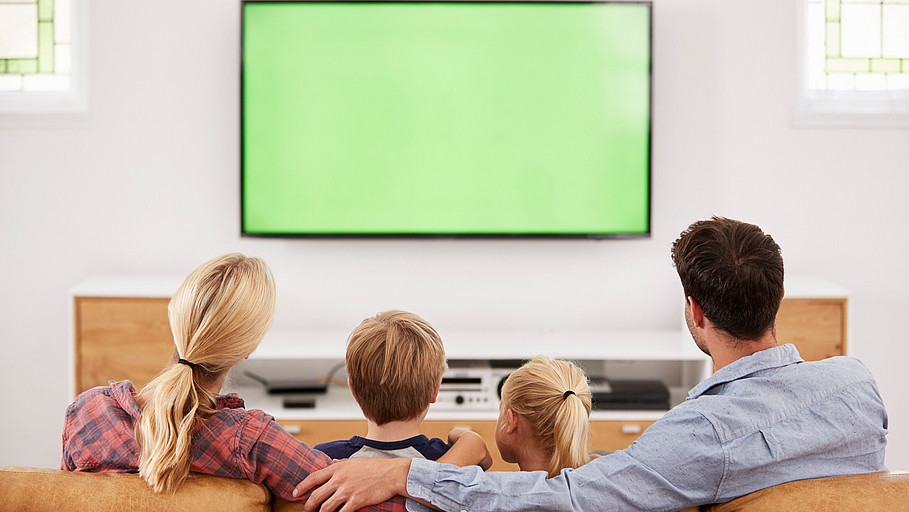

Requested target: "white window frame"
[
  {"left": 793, "top": 0, "right": 909, "bottom": 128},
  {"left": 0, "top": 0, "right": 89, "bottom": 121}
]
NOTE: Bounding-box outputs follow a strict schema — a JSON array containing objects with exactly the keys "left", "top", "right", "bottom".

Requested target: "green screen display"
[{"left": 242, "top": 1, "right": 651, "bottom": 237}]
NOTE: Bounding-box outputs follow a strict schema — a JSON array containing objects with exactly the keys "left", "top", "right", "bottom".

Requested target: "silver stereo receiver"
[{"left": 435, "top": 368, "right": 513, "bottom": 410}]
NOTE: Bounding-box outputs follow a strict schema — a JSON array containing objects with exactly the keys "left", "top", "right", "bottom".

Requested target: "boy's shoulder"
[
  {"left": 315, "top": 435, "right": 450, "bottom": 461},
  {"left": 314, "top": 437, "right": 363, "bottom": 460},
  {"left": 399, "top": 435, "right": 450, "bottom": 460}
]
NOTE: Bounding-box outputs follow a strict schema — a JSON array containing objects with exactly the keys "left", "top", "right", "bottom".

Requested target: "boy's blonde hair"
[
  {"left": 136, "top": 254, "right": 276, "bottom": 493},
  {"left": 346, "top": 310, "right": 447, "bottom": 425},
  {"left": 500, "top": 357, "right": 592, "bottom": 478}
]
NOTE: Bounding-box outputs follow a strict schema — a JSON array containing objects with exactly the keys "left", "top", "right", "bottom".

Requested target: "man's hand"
[{"left": 294, "top": 457, "right": 411, "bottom": 512}]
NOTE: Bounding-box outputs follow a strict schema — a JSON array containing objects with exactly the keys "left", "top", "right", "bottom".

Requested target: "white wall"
[{"left": 1, "top": 0, "right": 907, "bottom": 470}]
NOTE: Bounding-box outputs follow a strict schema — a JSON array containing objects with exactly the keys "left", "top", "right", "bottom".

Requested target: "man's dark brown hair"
[{"left": 671, "top": 217, "right": 784, "bottom": 340}]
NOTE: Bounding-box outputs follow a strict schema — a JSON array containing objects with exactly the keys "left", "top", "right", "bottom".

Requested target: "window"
[
  {"left": 0, "top": 0, "right": 87, "bottom": 115},
  {"left": 798, "top": 0, "right": 909, "bottom": 125}
]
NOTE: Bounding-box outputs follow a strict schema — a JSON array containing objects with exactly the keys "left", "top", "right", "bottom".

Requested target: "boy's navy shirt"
[{"left": 315, "top": 435, "right": 451, "bottom": 461}]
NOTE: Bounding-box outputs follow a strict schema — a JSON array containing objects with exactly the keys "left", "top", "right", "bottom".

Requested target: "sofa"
[{"left": 2, "top": 466, "right": 908, "bottom": 512}]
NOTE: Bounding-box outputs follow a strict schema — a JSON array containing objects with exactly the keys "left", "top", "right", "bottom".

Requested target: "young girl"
[
  {"left": 61, "top": 254, "right": 486, "bottom": 504},
  {"left": 495, "top": 357, "right": 593, "bottom": 477}
]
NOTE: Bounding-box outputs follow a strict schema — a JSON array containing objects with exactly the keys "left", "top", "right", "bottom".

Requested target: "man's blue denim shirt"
[{"left": 405, "top": 344, "right": 888, "bottom": 512}]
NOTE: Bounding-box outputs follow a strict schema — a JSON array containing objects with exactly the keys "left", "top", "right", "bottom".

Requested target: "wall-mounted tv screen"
[{"left": 242, "top": 1, "right": 652, "bottom": 238}]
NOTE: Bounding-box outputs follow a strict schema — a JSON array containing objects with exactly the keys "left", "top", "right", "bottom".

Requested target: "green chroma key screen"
[{"left": 242, "top": 1, "right": 651, "bottom": 237}]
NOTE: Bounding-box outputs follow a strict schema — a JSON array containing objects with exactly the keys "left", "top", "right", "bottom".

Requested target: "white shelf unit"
[{"left": 227, "top": 328, "right": 711, "bottom": 422}]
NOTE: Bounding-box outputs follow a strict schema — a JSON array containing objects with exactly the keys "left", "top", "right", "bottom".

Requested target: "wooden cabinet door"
[
  {"left": 590, "top": 420, "right": 656, "bottom": 452},
  {"left": 74, "top": 297, "right": 173, "bottom": 395},
  {"left": 776, "top": 298, "right": 847, "bottom": 361}
]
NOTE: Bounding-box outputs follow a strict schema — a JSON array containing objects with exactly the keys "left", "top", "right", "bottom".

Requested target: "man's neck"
[
  {"left": 709, "top": 329, "right": 779, "bottom": 371},
  {"left": 365, "top": 417, "right": 424, "bottom": 442}
]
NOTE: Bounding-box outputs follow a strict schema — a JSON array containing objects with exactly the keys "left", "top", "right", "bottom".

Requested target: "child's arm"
[{"left": 437, "top": 428, "right": 493, "bottom": 470}]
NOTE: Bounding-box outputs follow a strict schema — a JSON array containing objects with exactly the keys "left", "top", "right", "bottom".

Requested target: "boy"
[{"left": 316, "top": 310, "right": 491, "bottom": 467}]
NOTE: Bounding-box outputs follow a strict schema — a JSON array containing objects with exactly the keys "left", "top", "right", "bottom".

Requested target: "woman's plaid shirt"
[{"left": 61, "top": 380, "right": 405, "bottom": 510}]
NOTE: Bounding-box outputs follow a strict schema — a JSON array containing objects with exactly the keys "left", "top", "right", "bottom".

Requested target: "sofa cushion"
[{"left": 0, "top": 466, "right": 271, "bottom": 512}]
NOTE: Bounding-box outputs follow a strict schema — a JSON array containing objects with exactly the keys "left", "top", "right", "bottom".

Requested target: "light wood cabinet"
[
  {"left": 276, "top": 419, "right": 657, "bottom": 472},
  {"left": 74, "top": 297, "right": 173, "bottom": 395},
  {"left": 589, "top": 420, "right": 657, "bottom": 451},
  {"left": 775, "top": 298, "right": 847, "bottom": 361}
]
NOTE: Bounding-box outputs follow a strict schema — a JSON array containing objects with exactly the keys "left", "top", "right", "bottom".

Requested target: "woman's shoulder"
[
  {"left": 196, "top": 403, "right": 287, "bottom": 458},
  {"left": 215, "top": 392, "right": 246, "bottom": 410},
  {"left": 206, "top": 396, "right": 276, "bottom": 434},
  {"left": 67, "top": 381, "right": 140, "bottom": 419},
  {"left": 62, "top": 381, "right": 142, "bottom": 471}
]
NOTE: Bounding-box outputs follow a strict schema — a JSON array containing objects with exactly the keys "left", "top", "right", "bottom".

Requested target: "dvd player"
[{"left": 590, "top": 378, "right": 669, "bottom": 410}]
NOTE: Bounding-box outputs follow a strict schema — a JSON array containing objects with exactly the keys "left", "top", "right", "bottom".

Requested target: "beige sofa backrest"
[
  {"left": 3, "top": 466, "right": 909, "bottom": 511},
  {"left": 706, "top": 470, "right": 909, "bottom": 512},
  {"left": 0, "top": 466, "right": 272, "bottom": 512}
]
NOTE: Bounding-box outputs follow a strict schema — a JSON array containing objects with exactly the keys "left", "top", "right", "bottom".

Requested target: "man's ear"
[
  {"left": 688, "top": 296, "right": 706, "bottom": 328},
  {"left": 430, "top": 378, "right": 442, "bottom": 404}
]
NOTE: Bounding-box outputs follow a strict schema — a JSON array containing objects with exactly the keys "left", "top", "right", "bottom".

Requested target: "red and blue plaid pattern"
[{"left": 62, "top": 381, "right": 405, "bottom": 511}]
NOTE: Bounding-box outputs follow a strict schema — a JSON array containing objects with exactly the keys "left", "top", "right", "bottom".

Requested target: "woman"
[{"left": 61, "top": 254, "right": 486, "bottom": 504}]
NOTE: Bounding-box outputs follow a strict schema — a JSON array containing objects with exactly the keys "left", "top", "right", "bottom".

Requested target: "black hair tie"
[
  {"left": 178, "top": 358, "right": 197, "bottom": 370},
  {"left": 562, "top": 390, "right": 576, "bottom": 400}
]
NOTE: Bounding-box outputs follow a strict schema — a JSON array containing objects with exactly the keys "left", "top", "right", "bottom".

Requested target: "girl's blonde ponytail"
[{"left": 550, "top": 387, "right": 591, "bottom": 477}]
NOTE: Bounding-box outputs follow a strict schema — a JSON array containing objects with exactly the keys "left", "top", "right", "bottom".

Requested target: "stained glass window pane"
[
  {"left": 888, "top": 73, "right": 909, "bottom": 89},
  {"left": 0, "top": 0, "right": 71, "bottom": 92},
  {"left": 0, "top": 5, "right": 38, "bottom": 58},
  {"left": 841, "top": 4, "right": 881, "bottom": 57},
  {"left": 856, "top": 72, "right": 888, "bottom": 89},
  {"left": 883, "top": 5, "right": 909, "bottom": 57},
  {"left": 807, "top": 0, "right": 909, "bottom": 91},
  {"left": 0, "top": 75, "right": 23, "bottom": 93},
  {"left": 827, "top": 73, "right": 856, "bottom": 90}
]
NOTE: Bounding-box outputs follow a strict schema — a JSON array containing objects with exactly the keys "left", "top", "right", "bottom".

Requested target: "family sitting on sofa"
[{"left": 55, "top": 218, "right": 890, "bottom": 511}]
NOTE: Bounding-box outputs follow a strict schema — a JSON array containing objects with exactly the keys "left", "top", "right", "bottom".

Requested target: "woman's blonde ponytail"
[
  {"left": 136, "top": 363, "right": 214, "bottom": 492},
  {"left": 136, "top": 254, "right": 275, "bottom": 493},
  {"left": 500, "top": 357, "right": 592, "bottom": 478}
]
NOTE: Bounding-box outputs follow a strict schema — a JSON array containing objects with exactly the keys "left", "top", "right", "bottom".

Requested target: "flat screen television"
[{"left": 242, "top": 0, "right": 652, "bottom": 238}]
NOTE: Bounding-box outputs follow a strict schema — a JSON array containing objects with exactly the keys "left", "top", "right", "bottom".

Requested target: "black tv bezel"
[{"left": 240, "top": 0, "right": 653, "bottom": 240}]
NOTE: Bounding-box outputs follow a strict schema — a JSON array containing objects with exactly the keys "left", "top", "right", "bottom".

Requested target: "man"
[{"left": 294, "top": 217, "right": 888, "bottom": 512}]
